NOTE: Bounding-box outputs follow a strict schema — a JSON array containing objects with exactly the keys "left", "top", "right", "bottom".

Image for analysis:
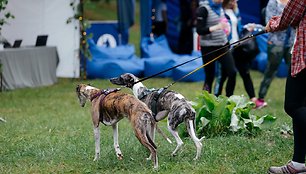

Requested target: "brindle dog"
[
  {"left": 76, "top": 84, "right": 158, "bottom": 169},
  {"left": 110, "top": 73, "right": 204, "bottom": 160}
]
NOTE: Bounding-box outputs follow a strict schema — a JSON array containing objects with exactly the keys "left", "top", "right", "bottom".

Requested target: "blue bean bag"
[
  {"left": 276, "top": 59, "right": 289, "bottom": 78},
  {"left": 256, "top": 34, "right": 268, "bottom": 53},
  {"left": 144, "top": 56, "right": 178, "bottom": 77},
  {"left": 88, "top": 39, "right": 135, "bottom": 60},
  {"left": 172, "top": 55, "right": 205, "bottom": 82},
  {"left": 86, "top": 57, "right": 144, "bottom": 79},
  {"left": 86, "top": 39, "right": 144, "bottom": 79},
  {"left": 141, "top": 35, "right": 175, "bottom": 58},
  {"left": 256, "top": 52, "right": 268, "bottom": 73}
]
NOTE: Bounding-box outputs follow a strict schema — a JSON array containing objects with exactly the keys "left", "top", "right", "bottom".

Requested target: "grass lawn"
[
  {"left": 0, "top": 1, "right": 293, "bottom": 173},
  {"left": 0, "top": 71, "right": 293, "bottom": 174}
]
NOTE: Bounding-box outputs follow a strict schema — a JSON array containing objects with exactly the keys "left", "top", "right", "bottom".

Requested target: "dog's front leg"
[
  {"left": 93, "top": 126, "right": 100, "bottom": 161},
  {"left": 112, "top": 123, "right": 123, "bottom": 160}
]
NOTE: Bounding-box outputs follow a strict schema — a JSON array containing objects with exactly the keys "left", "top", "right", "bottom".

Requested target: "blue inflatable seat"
[
  {"left": 144, "top": 56, "right": 178, "bottom": 77},
  {"left": 172, "top": 52, "right": 205, "bottom": 82},
  {"left": 86, "top": 39, "right": 144, "bottom": 79},
  {"left": 141, "top": 35, "right": 175, "bottom": 58}
]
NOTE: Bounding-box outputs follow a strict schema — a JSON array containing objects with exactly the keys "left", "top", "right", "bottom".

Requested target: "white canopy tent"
[{"left": 1, "top": 0, "right": 80, "bottom": 78}]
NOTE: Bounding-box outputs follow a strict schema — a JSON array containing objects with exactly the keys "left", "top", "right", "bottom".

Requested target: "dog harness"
[
  {"left": 140, "top": 87, "right": 167, "bottom": 122},
  {"left": 90, "top": 88, "right": 121, "bottom": 125},
  {"left": 90, "top": 88, "right": 121, "bottom": 101}
]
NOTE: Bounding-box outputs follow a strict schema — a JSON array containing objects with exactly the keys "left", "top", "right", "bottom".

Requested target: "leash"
[
  {"left": 164, "top": 43, "right": 236, "bottom": 89},
  {"left": 133, "top": 30, "right": 266, "bottom": 86}
]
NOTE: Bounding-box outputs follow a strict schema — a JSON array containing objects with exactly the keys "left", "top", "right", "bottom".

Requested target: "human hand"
[
  {"left": 265, "top": 21, "right": 271, "bottom": 32},
  {"left": 209, "top": 21, "right": 230, "bottom": 32}
]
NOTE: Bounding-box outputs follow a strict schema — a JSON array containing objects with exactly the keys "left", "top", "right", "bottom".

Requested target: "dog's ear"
[{"left": 87, "top": 83, "right": 92, "bottom": 86}]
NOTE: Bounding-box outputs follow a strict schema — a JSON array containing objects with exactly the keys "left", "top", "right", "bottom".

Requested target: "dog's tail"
[{"left": 146, "top": 131, "right": 157, "bottom": 149}]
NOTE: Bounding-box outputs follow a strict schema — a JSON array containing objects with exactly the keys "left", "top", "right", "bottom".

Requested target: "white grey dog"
[{"left": 110, "top": 73, "right": 204, "bottom": 160}]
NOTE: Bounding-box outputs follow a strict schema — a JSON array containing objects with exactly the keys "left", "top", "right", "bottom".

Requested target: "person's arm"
[
  {"left": 266, "top": 0, "right": 306, "bottom": 32},
  {"left": 265, "top": 0, "right": 274, "bottom": 25},
  {"left": 196, "top": 6, "right": 228, "bottom": 35},
  {"left": 196, "top": 6, "right": 210, "bottom": 35}
]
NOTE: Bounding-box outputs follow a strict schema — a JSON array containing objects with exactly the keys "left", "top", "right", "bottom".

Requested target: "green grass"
[
  {"left": 0, "top": 2, "right": 293, "bottom": 173},
  {"left": 0, "top": 72, "right": 294, "bottom": 173}
]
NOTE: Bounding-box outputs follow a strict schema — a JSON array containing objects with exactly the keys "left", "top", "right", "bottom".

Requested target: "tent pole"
[{"left": 79, "top": 0, "right": 87, "bottom": 80}]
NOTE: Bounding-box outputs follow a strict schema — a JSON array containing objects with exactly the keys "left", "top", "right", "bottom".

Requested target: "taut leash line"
[{"left": 133, "top": 30, "right": 266, "bottom": 86}]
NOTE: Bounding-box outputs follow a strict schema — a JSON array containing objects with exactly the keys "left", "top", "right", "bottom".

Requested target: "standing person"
[
  {"left": 196, "top": 0, "right": 237, "bottom": 97},
  {"left": 214, "top": 0, "right": 259, "bottom": 103},
  {"left": 265, "top": 0, "right": 306, "bottom": 173},
  {"left": 255, "top": 0, "right": 296, "bottom": 109},
  {"left": 178, "top": 0, "right": 198, "bottom": 54},
  {"left": 152, "top": 0, "right": 168, "bottom": 37}
]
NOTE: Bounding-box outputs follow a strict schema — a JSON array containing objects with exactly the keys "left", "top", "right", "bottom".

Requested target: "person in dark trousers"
[
  {"left": 178, "top": 0, "right": 198, "bottom": 54},
  {"left": 265, "top": 0, "right": 306, "bottom": 173},
  {"left": 196, "top": 0, "right": 236, "bottom": 97}
]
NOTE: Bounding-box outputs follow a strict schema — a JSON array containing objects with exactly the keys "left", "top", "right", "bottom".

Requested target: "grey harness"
[{"left": 139, "top": 87, "right": 167, "bottom": 121}]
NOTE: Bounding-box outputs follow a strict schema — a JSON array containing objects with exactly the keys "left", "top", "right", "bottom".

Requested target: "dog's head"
[
  {"left": 110, "top": 73, "right": 138, "bottom": 88},
  {"left": 76, "top": 84, "right": 92, "bottom": 107}
]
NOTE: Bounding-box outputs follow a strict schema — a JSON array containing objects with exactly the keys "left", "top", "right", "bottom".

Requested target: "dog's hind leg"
[
  {"left": 185, "top": 119, "right": 204, "bottom": 160},
  {"left": 134, "top": 128, "right": 158, "bottom": 170},
  {"left": 112, "top": 123, "right": 123, "bottom": 160},
  {"left": 146, "top": 122, "right": 156, "bottom": 161},
  {"left": 93, "top": 126, "right": 100, "bottom": 161},
  {"left": 167, "top": 121, "right": 183, "bottom": 157}
]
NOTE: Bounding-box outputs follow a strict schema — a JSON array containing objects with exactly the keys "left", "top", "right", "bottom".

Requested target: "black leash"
[
  {"left": 164, "top": 43, "right": 238, "bottom": 89},
  {"left": 133, "top": 30, "right": 266, "bottom": 86}
]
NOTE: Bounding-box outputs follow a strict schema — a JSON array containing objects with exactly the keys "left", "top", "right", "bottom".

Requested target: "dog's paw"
[
  {"left": 117, "top": 153, "right": 123, "bottom": 160},
  {"left": 171, "top": 152, "right": 177, "bottom": 157},
  {"left": 93, "top": 154, "right": 100, "bottom": 161},
  {"left": 146, "top": 154, "right": 152, "bottom": 161}
]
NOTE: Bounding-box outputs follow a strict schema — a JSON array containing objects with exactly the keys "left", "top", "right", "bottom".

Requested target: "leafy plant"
[
  {"left": 0, "top": 0, "right": 15, "bottom": 32},
  {"left": 190, "top": 91, "right": 276, "bottom": 137}
]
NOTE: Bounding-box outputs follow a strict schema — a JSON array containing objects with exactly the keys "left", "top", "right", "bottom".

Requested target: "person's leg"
[
  {"left": 284, "top": 68, "right": 306, "bottom": 164},
  {"left": 214, "top": 62, "right": 227, "bottom": 96},
  {"left": 218, "top": 47, "right": 236, "bottom": 97},
  {"left": 268, "top": 69, "right": 306, "bottom": 174},
  {"left": 258, "top": 45, "right": 284, "bottom": 99},
  {"left": 235, "top": 57, "right": 256, "bottom": 99},
  {"left": 201, "top": 46, "right": 217, "bottom": 92}
]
